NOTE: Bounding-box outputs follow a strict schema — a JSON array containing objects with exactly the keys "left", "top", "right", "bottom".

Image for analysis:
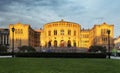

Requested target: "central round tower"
[{"left": 43, "top": 19, "right": 81, "bottom": 47}]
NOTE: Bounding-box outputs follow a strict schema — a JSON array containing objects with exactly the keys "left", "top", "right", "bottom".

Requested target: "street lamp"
[
  {"left": 12, "top": 27, "right": 15, "bottom": 58},
  {"left": 107, "top": 30, "right": 110, "bottom": 59}
]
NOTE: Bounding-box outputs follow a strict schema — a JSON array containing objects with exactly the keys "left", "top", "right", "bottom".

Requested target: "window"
[
  {"left": 102, "top": 37, "right": 107, "bottom": 42},
  {"left": 101, "top": 29, "right": 108, "bottom": 35},
  {"left": 68, "top": 30, "right": 71, "bottom": 35},
  {"left": 48, "top": 31, "right": 51, "bottom": 36},
  {"left": 74, "top": 41, "right": 76, "bottom": 47},
  {"left": 67, "top": 40, "right": 71, "bottom": 47},
  {"left": 18, "top": 29, "right": 21, "bottom": 34},
  {"left": 15, "top": 29, "right": 17, "bottom": 34},
  {"left": 74, "top": 31, "right": 76, "bottom": 36},
  {"left": 15, "top": 29, "right": 23, "bottom": 34},
  {"left": 85, "top": 34, "right": 89, "bottom": 38},
  {"left": 61, "top": 30, "right": 64, "bottom": 35},
  {"left": 54, "top": 30, "right": 57, "bottom": 35},
  {"left": 54, "top": 40, "right": 57, "bottom": 47},
  {"left": 21, "top": 29, "right": 23, "bottom": 34}
]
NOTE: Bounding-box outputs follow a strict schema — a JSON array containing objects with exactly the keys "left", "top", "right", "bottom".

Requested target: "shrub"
[
  {"left": 88, "top": 45, "right": 107, "bottom": 53},
  {"left": 0, "top": 45, "right": 8, "bottom": 53},
  {"left": 15, "top": 52, "right": 106, "bottom": 58}
]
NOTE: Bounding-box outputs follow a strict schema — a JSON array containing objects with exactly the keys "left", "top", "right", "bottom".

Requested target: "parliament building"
[{"left": 9, "top": 19, "right": 114, "bottom": 50}]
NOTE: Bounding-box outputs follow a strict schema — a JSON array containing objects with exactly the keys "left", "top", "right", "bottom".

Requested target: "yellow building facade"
[
  {"left": 9, "top": 20, "right": 114, "bottom": 49},
  {"left": 9, "top": 22, "right": 40, "bottom": 49},
  {"left": 42, "top": 19, "right": 80, "bottom": 48},
  {"left": 91, "top": 22, "right": 114, "bottom": 48}
]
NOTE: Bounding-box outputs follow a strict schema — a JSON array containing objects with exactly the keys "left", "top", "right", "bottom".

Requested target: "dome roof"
[{"left": 45, "top": 19, "right": 79, "bottom": 25}]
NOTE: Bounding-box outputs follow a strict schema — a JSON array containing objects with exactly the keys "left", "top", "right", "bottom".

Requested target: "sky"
[{"left": 0, "top": 0, "right": 120, "bottom": 37}]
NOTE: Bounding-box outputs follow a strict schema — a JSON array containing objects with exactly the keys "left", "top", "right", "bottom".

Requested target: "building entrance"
[{"left": 60, "top": 40, "right": 65, "bottom": 47}]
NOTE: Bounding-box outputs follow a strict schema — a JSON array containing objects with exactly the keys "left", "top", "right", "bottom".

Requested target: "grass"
[{"left": 0, "top": 58, "right": 120, "bottom": 73}]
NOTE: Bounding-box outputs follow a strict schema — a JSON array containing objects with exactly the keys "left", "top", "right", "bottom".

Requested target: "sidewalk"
[
  {"left": 111, "top": 56, "right": 120, "bottom": 59},
  {"left": 0, "top": 56, "right": 12, "bottom": 58}
]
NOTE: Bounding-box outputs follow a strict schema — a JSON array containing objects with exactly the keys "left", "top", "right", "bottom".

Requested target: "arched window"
[
  {"left": 67, "top": 40, "right": 71, "bottom": 47},
  {"left": 48, "top": 41, "right": 51, "bottom": 47},
  {"left": 54, "top": 40, "right": 57, "bottom": 47},
  {"left": 60, "top": 40, "right": 65, "bottom": 47},
  {"left": 74, "top": 42, "right": 76, "bottom": 47}
]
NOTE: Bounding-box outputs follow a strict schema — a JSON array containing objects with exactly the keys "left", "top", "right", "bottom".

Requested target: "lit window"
[
  {"left": 101, "top": 29, "right": 109, "bottom": 35},
  {"left": 61, "top": 30, "right": 64, "bottom": 35},
  {"left": 15, "top": 29, "right": 17, "bottom": 34},
  {"left": 74, "top": 31, "right": 76, "bottom": 36},
  {"left": 54, "top": 30, "right": 57, "bottom": 35},
  {"left": 68, "top": 30, "right": 71, "bottom": 35},
  {"left": 48, "top": 31, "right": 51, "bottom": 36},
  {"left": 18, "top": 29, "right": 20, "bottom": 34},
  {"left": 21, "top": 29, "right": 23, "bottom": 34}
]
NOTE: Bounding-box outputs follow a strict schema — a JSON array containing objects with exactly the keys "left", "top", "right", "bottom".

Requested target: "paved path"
[
  {"left": 0, "top": 56, "right": 12, "bottom": 58},
  {"left": 111, "top": 56, "right": 120, "bottom": 59}
]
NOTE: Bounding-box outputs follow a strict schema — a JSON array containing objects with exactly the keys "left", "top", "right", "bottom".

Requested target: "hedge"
[
  {"left": 0, "top": 53, "right": 12, "bottom": 56},
  {"left": 13, "top": 52, "right": 107, "bottom": 58}
]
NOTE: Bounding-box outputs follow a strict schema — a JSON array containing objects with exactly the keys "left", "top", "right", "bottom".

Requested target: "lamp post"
[
  {"left": 107, "top": 30, "right": 110, "bottom": 59},
  {"left": 12, "top": 27, "right": 15, "bottom": 58}
]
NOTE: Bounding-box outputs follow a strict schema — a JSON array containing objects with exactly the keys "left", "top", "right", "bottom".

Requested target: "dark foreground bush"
[
  {"left": 89, "top": 45, "right": 107, "bottom": 53},
  {"left": 117, "top": 53, "right": 120, "bottom": 56},
  {"left": 0, "top": 45, "right": 8, "bottom": 53},
  {"left": 15, "top": 52, "right": 107, "bottom": 58},
  {"left": 0, "top": 52, "right": 12, "bottom": 56}
]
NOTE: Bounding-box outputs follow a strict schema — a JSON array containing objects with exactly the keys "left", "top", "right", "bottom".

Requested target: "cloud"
[{"left": 0, "top": 0, "right": 120, "bottom": 37}]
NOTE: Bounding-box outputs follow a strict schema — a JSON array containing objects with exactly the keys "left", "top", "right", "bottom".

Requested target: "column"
[
  {"left": 1, "top": 34, "right": 3, "bottom": 45},
  {"left": 2, "top": 35, "right": 4, "bottom": 45},
  {"left": 0, "top": 34, "right": 1, "bottom": 44},
  {"left": 7, "top": 34, "right": 9, "bottom": 45},
  {"left": 3, "top": 34, "right": 5, "bottom": 45},
  {"left": 6, "top": 34, "right": 7, "bottom": 45}
]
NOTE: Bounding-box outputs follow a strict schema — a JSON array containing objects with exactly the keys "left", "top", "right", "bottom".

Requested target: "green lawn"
[{"left": 0, "top": 58, "right": 120, "bottom": 73}]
